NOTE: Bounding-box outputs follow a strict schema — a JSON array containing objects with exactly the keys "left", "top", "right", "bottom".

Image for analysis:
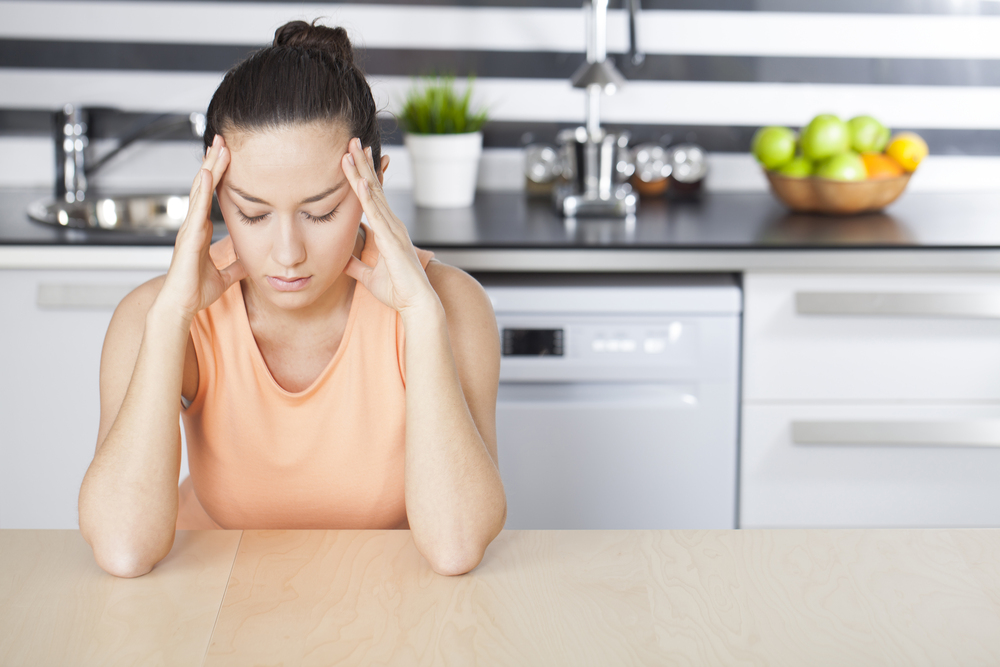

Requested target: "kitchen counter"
[
  {"left": 3, "top": 187, "right": 1000, "bottom": 271},
  {"left": 3, "top": 528, "right": 1000, "bottom": 665}
]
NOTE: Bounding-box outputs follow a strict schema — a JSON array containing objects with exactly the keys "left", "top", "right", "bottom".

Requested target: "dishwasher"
[{"left": 479, "top": 273, "right": 742, "bottom": 530}]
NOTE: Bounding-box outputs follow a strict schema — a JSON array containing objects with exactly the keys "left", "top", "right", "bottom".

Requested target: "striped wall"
[{"left": 3, "top": 0, "right": 1000, "bottom": 192}]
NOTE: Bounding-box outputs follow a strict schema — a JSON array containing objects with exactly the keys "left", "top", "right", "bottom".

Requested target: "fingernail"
[
  {"left": 347, "top": 153, "right": 355, "bottom": 166},
  {"left": 213, "top": 135, "right": 220, "bottom": 147},
  {"left": 354, "top": 138, "right": 361, "bottom": 149},
  {"left": 365, "top": 147, "right": 372, "bottom": 159}
]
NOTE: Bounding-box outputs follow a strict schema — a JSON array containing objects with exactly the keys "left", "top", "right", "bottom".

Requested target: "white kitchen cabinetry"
[
  {"left": 741, "top": 272, "right": 1000, "bottom": 528},
  {"left": 0, "top": 268, "right": 187, "bottom": 529}
]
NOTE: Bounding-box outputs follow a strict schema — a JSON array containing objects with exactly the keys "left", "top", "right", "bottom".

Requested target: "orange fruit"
[
  {"left": 885, "top": 132, "right": 928, "bottom": 172},
  {"left": 862, "top": 152, "right": 905, "bottom": 179}
]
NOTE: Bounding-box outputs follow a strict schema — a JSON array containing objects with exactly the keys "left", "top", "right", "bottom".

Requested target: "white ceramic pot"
[{"left": 404, "top": 132, "right": 482, "bottom": 208}]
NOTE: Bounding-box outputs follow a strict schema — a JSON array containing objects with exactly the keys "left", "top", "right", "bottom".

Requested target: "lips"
[{"left": 267, "top": 275, "right": 311, "bottom": 292}]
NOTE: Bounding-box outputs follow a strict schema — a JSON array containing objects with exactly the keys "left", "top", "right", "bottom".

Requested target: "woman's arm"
[
  {"left": 401, "top": 263, "right": 505, "bottom": 575},
  {"left": 78, "top": 278, "right": 191, "bottom": 577},
  {"left": 341, "top": 139, "right": 506, "bottom": 575},
  {"left": 79, "top": 136, "right": 243, "bottom": 577}
]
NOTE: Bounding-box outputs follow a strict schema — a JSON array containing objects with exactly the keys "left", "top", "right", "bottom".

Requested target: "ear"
[{"left": 377, "top": 154, "right": 390, "bottom": 186}]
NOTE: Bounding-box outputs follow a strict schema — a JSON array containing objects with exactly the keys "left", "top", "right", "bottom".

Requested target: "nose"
[{"left": 270, "top": 216, "right": 307, "bottom": 269}]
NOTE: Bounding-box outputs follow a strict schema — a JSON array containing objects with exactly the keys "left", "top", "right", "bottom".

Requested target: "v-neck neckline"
[{"left": 236, "top": 230, "right": 369, "bottom": 398}]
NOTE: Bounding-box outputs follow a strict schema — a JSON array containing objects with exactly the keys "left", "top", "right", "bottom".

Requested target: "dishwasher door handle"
[
  {"left": 36, "top": 283, "right": 138, "bottom": 309},
  {"left": 498, "top": 382, "right": 699, "bottom": 407},
  {"left": 792, "top": 420, "right": 1000, "bottom": 448},
  {"left": 795, "top": 292, "right": 1000, "bottom": 319}
]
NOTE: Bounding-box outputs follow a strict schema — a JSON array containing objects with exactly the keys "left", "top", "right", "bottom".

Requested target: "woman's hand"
[
  {"left": 341, "top": 138, "right": 439, "bottom": 316},
  {"left": 158, "top": 135, "right": 247, "bottom": 322}
]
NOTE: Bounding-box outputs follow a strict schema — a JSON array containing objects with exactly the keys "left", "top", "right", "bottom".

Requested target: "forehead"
[{"left": 223, "top": 122, "right": 350, "bottom": 192}]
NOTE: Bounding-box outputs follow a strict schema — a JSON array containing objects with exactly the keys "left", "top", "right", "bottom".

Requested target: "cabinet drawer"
[
  {"left": 744, "top": 272, "right": 1000, "bottom": 401},
  {"left": 740, "top": 403, "right": 1000, "bottom": 528}
]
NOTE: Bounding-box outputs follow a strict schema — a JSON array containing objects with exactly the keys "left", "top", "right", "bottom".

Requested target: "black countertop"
[{"left": 4, "top": 187, "right": 1000, "bottom": 251}]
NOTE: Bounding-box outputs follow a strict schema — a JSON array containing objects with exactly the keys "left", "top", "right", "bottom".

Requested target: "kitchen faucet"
[
  {"left": 553, "top": 0, "right": 642, "bottom": 218},
  {"left": 28, "top": 106, "right": 210, "bottom": 232},
  {"left": 55, "top": 104, "right": 206, "bottom": 204}
]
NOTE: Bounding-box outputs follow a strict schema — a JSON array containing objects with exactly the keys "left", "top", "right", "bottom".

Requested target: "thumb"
[
  {"left": 219, "top": 258, "right": 248, "bottom": 289},
  {"left": 344, "top": 255, "right": 372, "bottom": 287}
]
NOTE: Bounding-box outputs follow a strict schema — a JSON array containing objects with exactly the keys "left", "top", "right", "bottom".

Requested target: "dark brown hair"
[{"left": 203, "top": 20, "right": 381, "bottom": 167}]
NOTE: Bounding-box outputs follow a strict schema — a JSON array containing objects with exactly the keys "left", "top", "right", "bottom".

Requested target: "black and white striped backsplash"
[{"left": 2, "top": 0, "right": 999, "bottom": 191}]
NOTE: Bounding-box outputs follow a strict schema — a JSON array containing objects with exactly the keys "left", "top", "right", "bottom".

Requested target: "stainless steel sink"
[{"left": 28, "top": 194, "right": 223, "bottom": 234}]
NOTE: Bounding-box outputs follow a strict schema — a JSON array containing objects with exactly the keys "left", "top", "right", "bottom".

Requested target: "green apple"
[
  {"left": 874, "top": 124, "right": 891, "bottom": 152},
  {"left": 800, "top": 114, "right": 850, "bottom": 161},
  {"left": 815, "top": 151, "right": 867, "bottom": 181},
  {"left": 776, "top": 155, "right": 813, "bottom": 178},
  {"left": 848, "top": 115, "right": 889, "bottom": 153},
  {"left": 751, "top": 126, "right": 797, "bottom": 170}
]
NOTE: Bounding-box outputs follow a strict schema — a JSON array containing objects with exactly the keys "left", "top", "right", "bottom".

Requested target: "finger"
[
  {"left": 342, "top": 146, "right": 392, "bottom": 236},
  {"left": 209, "top": 144, "right": 230, "bottom": 190},
  {"left": 219, "top": 258, "right": 248, "bottom": 289},
  {"left": 346, "top": 139, "right": 389, "bottom": 210},
  {"left": 202, "top": 134, "right": 222, "bottom": 172},
  {"left": 189, "top": 137, "right": 218, "bottom": 199},
  {"left": 343, "top": 254, "right": 373, "bottom": 286},
  {"left": 356, "top": 142, "right": 393, "bottom": 215},
  {"left": 186, "top": 168, "right": 214, "bottom": 231},
  {"left": 345, "top": 140, "right": 405, "bottom": 243}
]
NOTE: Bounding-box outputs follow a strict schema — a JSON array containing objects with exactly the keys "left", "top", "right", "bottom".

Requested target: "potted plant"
[{"left": 400, "top": 76, "right": 488, "bottom": 208}]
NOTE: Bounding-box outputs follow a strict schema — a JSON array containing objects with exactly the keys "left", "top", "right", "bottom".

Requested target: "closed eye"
[
  {"left": 306, "top": 205, "right": 339, "bottom": 223},
  {"left": 236, "top": 208, "right": 268, "bottom": 225}
]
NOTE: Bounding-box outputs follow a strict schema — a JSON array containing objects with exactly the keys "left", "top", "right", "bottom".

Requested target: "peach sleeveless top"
[{"left": 176, "top": 229, "right": 433, "bottom": 530}]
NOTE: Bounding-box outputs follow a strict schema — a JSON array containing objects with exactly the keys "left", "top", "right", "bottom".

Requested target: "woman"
[{"left": 78, "top": 21, "right": 506, "bottom": 578}]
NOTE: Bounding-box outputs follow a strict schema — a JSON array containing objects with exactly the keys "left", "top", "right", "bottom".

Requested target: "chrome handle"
[
  {"left": 792, "top": 420, "right": 1000, "bottom": 448},
  {"left": 498, "top": 382, "right": 698, "bottom": 407},
  {"left": 795, "top": 292, "right": 1000, "bottom": 319},
  {"left": 37, "top": 283, "right": 136, "bottom": 309}
]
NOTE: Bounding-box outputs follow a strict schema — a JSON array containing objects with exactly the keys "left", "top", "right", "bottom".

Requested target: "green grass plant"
[{"left": 400, "top": 76, "right": 488, "bottom": 135}]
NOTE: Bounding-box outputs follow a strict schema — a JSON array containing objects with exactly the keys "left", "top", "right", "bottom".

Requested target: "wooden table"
[{"left": 3, "top": 529, "right": 1000, "bottom": 666}]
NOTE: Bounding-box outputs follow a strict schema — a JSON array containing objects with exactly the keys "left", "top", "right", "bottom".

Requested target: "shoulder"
[
  {"left": 425, "top": 261, "right": 496, "bottom": 332},
  {"left": 109, "top": 275, "right": 168, "bottom": 334},
  {"left": 424, "top": 259, "right": 500, "bottom": 399}
]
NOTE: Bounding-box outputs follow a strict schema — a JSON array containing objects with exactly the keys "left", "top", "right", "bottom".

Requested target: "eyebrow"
[{"left": 227, "top": 181, "right": 345, "bottom": 206}]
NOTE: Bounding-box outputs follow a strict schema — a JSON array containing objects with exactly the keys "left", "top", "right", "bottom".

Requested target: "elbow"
[
  {"left": 93, "top": 548, "right": 157, "bottom": 578},
  {"left": 425, "top": 545, "right": 486, "bottom": 576},
  {"left": 81, "top": 525, "right": 173, "bottom": 578}
]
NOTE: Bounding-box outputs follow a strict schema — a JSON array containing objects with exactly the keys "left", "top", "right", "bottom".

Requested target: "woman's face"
[{"left": 216, "top": 122, "right": 371, "bottom": 311}]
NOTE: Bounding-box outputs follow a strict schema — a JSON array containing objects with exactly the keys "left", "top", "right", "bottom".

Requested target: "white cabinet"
[
  {"left": 0, "top": 268, "right": 183, "bottom": 528},
  {"left": 741, "top": 272, "right": 1000, "bottom": 528}
]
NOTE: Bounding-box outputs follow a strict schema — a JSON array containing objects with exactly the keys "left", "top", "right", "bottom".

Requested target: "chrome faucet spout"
[
  {"left": 54, "top": 104, "right": 88, "bottom": 204},
  {"left": 52, "top": 106, "right": 206, "bottom": 202}
]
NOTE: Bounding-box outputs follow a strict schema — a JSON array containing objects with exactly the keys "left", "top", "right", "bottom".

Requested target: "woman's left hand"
[
  {"left": 341, "top": 137, "right": 439, "bottom": 316},
  {"left": 341, "top": 138, "right": 440, "bottom": 314}
]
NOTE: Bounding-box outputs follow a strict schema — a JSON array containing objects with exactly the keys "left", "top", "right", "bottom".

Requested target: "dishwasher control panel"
[
  {"left": 500, "top": 321, "right": 694, "bottom": 361},
  {"left": 502, "top": 328, "right": 564, "bottom": 356}
]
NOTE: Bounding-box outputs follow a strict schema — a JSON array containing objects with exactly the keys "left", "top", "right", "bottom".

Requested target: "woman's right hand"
[{"left": 157, "top": 135, "right": 247, "bottom": 322}]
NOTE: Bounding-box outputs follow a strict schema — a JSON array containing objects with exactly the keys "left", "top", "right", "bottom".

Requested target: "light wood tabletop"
[{"left": 3, "top": 528, "right": 1000, "bottom": 666}]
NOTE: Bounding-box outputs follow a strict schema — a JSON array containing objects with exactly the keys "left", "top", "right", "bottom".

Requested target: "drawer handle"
[
  {"left": 792, "top": 420, "right": 1000, "bottom": 448},
  {"left": 795, "top": 292, "right": 1000, "bottom": 319},
  {"left": 36, "top": 283, "right": 137, "bottom": 310}
]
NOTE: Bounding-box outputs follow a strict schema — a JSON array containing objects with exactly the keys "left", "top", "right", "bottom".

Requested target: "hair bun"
[{"left": 273, "top": 20, "right": 354, "bottom": 66}]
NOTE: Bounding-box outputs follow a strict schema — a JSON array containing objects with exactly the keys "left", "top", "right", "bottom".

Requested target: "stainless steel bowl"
[{"left": 28, "top": 194, "right": 223, "bottom": 234}]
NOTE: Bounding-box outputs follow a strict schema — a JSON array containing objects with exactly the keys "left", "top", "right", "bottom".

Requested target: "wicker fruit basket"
[{"left": 765, "top": 171, "right": 911, "bottom": 215}]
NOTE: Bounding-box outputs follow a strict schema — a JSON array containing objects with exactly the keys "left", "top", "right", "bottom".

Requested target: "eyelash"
[{"left": 236, "top": 206, "right": 339, "bottom": 225}]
